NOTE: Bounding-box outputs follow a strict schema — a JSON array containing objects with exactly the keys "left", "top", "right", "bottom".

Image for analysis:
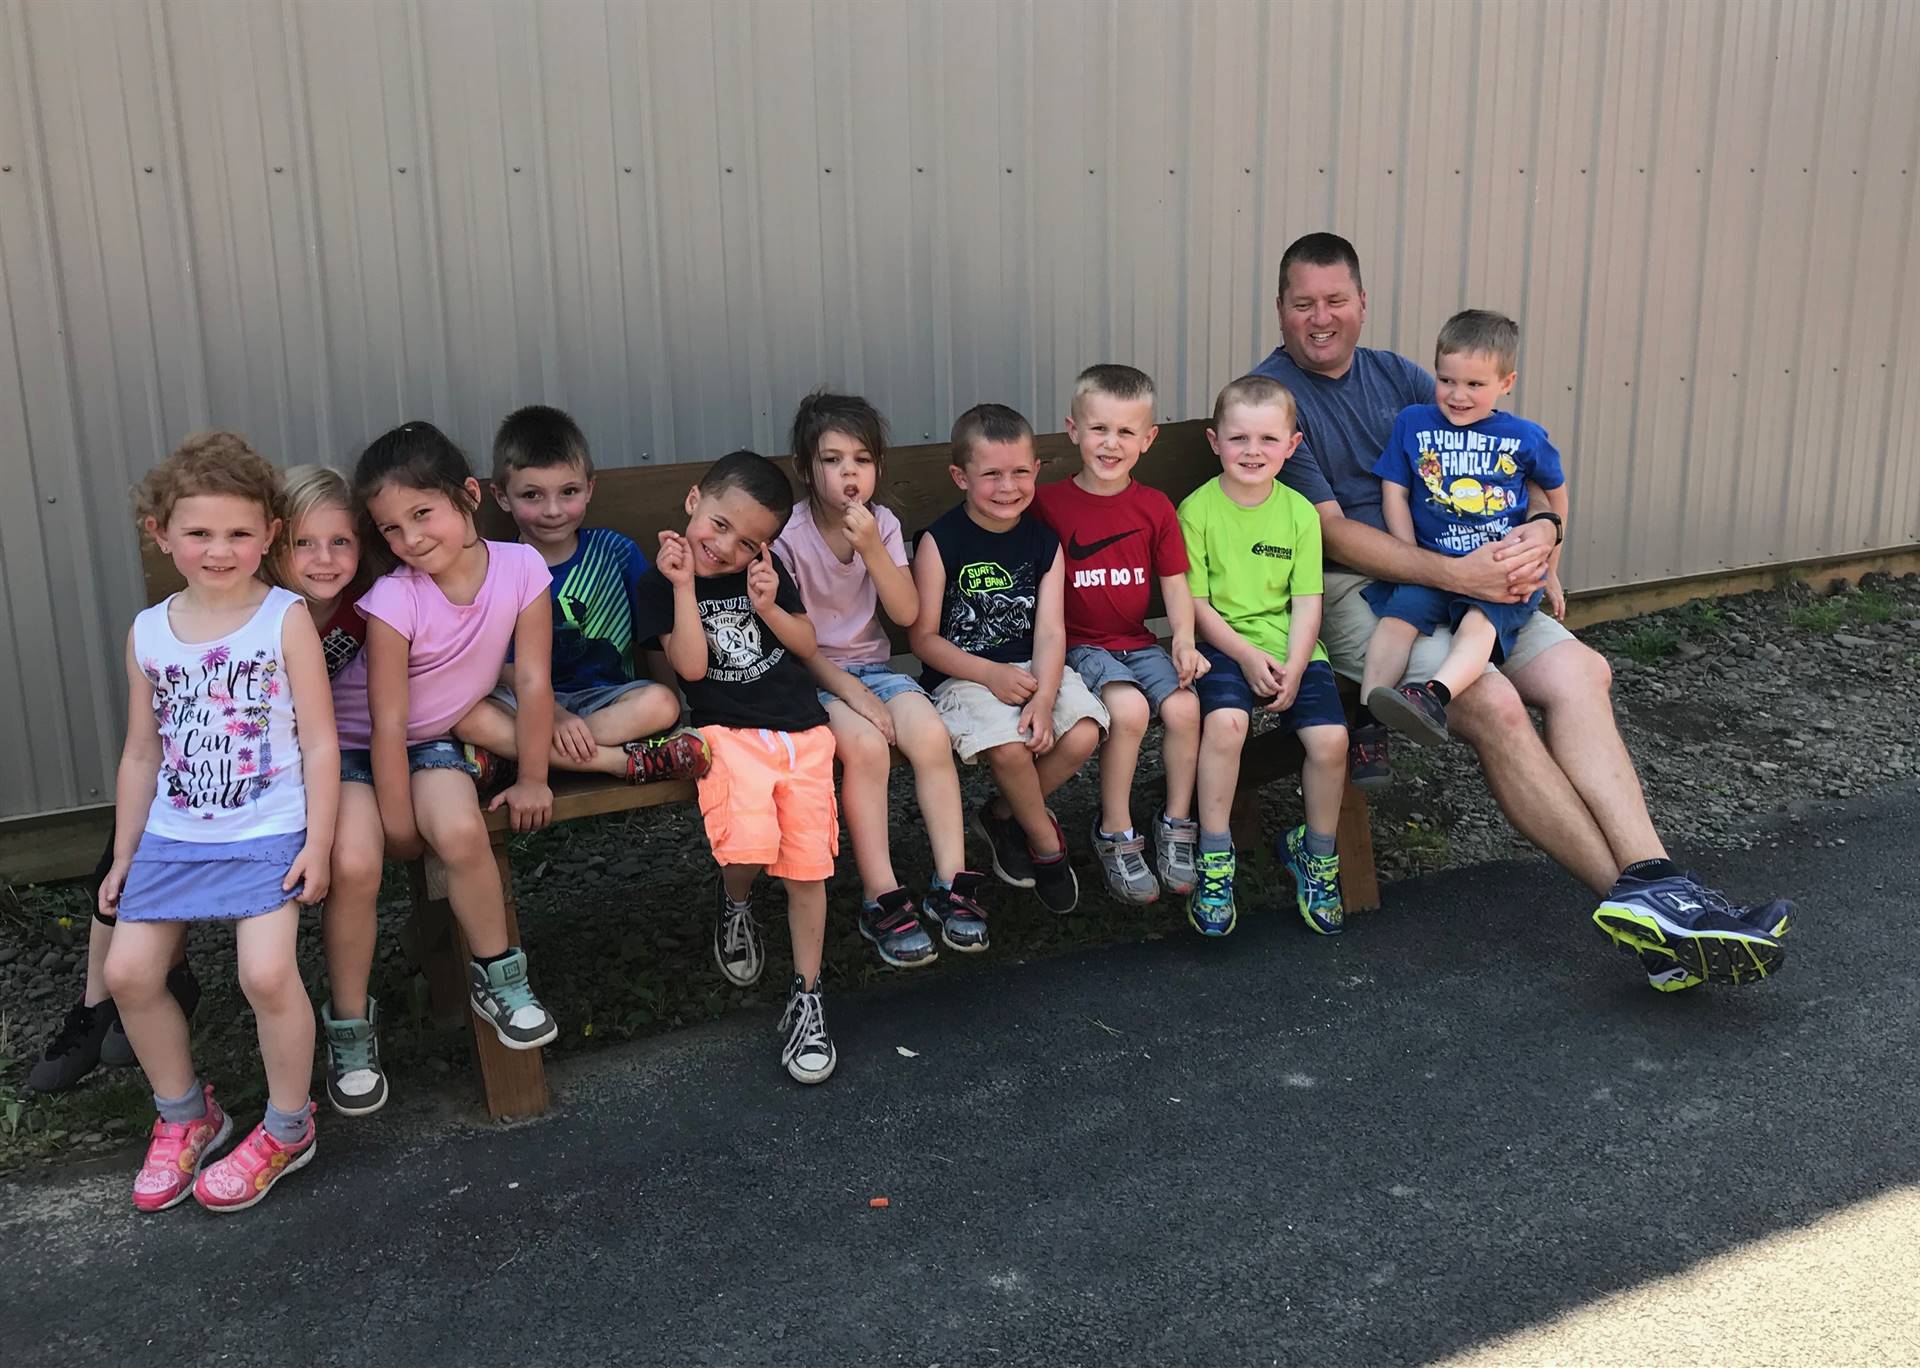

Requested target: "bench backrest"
[{"left": 139, "top": 421, "right": 1223, "bottom": 622}]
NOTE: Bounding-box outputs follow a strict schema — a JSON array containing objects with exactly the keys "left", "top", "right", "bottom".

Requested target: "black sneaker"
[
  {"left": 1348, "top": 723, "right": 1392, "bottom": 791},
  {"left": 780, "top": 974, "right": 836, "bottom": 1085},
  {"left": 1366, "top": 684, "right": 1450, "bottom": 746},
  {"left": 970, "top": 803, "right": 1036, "bottom": 889},
  {"left": 24, "top": 999, "right": 117, "bottom": 1094},
  {"left": 713, "top": 879, "right": 765, "bottom": 986},
  {"left": 1030, "top": 814, "right": 1079, "bottom": 914},
  {"left": 858, "top": 888, "right": 938, "bottom": 969},
  {"left": 924, "top": 872, "right": 991, "bottom": 952}
]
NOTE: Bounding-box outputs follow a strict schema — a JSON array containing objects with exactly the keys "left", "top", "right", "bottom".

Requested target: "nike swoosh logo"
[{"left": 1067, "top": 528, "right": 1141, "bottom": 559}]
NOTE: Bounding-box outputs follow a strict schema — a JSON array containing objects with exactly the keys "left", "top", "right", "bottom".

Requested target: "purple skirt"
[{"left": 117, "top": 829, "right": 307, "bottom": 922}]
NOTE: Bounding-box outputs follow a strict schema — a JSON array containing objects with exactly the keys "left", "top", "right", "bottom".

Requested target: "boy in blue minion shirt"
[{"left": 1358, "top": 310, "right": 1569, "bottom": 745}]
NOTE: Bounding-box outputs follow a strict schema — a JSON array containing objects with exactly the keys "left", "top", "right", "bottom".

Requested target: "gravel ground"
[{"left": 3, "top": 572, "right": 1916, "bottom": 1169}]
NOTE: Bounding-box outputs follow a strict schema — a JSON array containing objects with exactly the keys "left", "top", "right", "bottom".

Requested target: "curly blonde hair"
[
  {"left": 133, "top": 431, "right": 282, "bottom": 536},
  {"left": 270, "top": 464, "right": 372, "bottom": 596}
]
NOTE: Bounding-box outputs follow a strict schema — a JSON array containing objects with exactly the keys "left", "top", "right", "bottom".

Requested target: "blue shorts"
[
  {"left": 816, "top": 661, "right": 928, "bottom": 711},
  {"left": 1361, "top": 581, "right": 1543, "bottom": 665},
  {"left": 340, "top": 739, "right": 479, "bottom": 787},
  {"left": 487, "top": 678, "right": 666, "bottom": 717},
  {"left": 1067, "top": 644, "right": 1186, "bottom": 715},
  {"left": 1194, "top": 648, "right": 1346, "bottom": 733}
]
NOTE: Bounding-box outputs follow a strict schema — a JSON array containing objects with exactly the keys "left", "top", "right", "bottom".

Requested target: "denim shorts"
[
  {"left": 340, "top": 739, "right": 479, "bottom": 786},
  {"left": 488, "top": 678, "right": 663, "bottom": 717},
  {"left": 1193, "top": 649, "right": 1347, "bottom": 733},
  {"left": 1360, "top": 581, "right": 1543, "bottom": 665},
  {"left": 1067, "top": 644, "right": 1185, "bottom": 716},
  {"left": 816, "top": 661, "right": 928, "bottom": 711}
]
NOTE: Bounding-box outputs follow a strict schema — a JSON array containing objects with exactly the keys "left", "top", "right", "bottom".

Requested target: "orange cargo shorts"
[{"left": 694, "top": 725, "right": 839, "bottom": 881}]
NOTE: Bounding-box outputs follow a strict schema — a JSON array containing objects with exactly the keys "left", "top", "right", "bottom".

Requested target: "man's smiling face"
[{"left": 1279, "top": 259, "right": 1368, "bottom": 380}]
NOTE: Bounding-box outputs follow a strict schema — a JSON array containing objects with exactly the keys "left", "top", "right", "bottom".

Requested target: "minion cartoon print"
[{"left": 1374, "top": 404, "right": 1566, "bottom": 557}]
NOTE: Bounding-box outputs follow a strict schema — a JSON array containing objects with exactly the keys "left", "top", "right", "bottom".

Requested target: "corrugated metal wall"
[{"left": 1, "top": 0, "right": 1916, "bottom": 821}]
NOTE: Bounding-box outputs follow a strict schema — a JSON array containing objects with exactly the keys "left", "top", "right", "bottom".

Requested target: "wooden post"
[
  {"left": 406, "top": 858, "right": 467, "bottom": 1024},
  {"left": 1336, "top": 784, "right": 1381, "bottom": 913}
]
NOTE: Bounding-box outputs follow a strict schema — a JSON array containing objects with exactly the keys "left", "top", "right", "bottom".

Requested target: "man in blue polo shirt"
[{"left": 1251, "top": 232, "right": 1789, "bottom": 991}]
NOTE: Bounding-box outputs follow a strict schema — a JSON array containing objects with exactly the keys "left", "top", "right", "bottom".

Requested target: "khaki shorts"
[
  {"left": 1320, "top": 570, "right": 1573, "bottom": 685},
  {"left": 694, "top": 725, "right": 839, "bottom": 881},
  {"left": 931, "top": 663, "right": 1110, "bottom": 763}
]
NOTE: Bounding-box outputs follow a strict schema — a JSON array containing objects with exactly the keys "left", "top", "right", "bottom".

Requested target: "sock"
[
  {"left": 1355, "top": 704, "right": 1380, "bottom": 730},
  {"left": 1304, "top": 828, "right": 1337, "bottom": 858},
  {"left": 1099, "top": 828, "right": 1138, "bottom": 844},
  {"left": 1425, "top": 680, "right": 1453, "bottom": 706},
  {"left": 155, "top": 1081, "right": 207, "bottom": 1124},
  {"left": 1200, "top": 829, "right": 1232, "bottom": 855},
  {"left": 473, "top": 948, "right": 518, "bottom": 969},
  {"left": 1622, "top": 857, "right": 1680, "bottom": 883},
  {"left": 263, "top": 1098, "right": 311, "bottom": 1144}
]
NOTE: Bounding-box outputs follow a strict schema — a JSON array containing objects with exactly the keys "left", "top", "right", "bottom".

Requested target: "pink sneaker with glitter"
[
  {"left": 193, "top": 1106, "right": 317, "bottom": 1213},
  {"left": 131, "top": 1084, "right": 232, "bottom": 1213}
]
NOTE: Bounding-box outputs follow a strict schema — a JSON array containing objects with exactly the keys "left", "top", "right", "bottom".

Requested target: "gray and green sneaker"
[
  {"left": 468, "top": 950, "right": 558, "bottom": 1050},
  {"left": 1153, "top": 809, "right": 1199, "bottom": 895},
  {"left": 1186, "top": 848, "right": 1238, "bottom": 937},
  {"left": 322, "top": 996, "right": 389, "bottom": 1116},
  {"left": 1282, "top": 825, "right": 1344, "bottom": 934}
]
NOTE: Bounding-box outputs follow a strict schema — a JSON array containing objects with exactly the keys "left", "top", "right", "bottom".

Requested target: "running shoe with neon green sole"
[
  {"left": 1186, "top": 849, "right": 1237, "bottom": 937},
  {"left": 1281, "top": 825, "right": 1344, "bottom": 935},
  {"left": 1639, "top": 897, "right": 1793, "bottom": 991}
]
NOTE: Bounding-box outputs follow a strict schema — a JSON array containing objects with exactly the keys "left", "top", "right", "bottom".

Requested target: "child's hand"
[
  {"left": 97, "top": 857, "right": 131, "bottom": 918},
  {"left": 1543, "top": 570, "right": 1567, "bottom": 620},
  {"left": 1241, "top": 650, "right": 1286, "bottom": 699},
  {"left": 843, "top": 500, "right": 881, "bottom": 555},
  {"left": 985, "top": 662, "right": 1039, "bottom": 707},
  {"left": 285, "top": 842, "right": 330, "bottom": 905},
  {"left": 1017, "top": 694, "right": 1056, "bottom": 753},
  {"left": 489, "top": 779, "right": 553, "bottom": 833},
  {"left": 551, "top": 708, "right": 597, "bottom": 764},
  {"left": 1265, "top": 660, "right": 1303, "bottom": 713},
  {"left": 1172, "top": 642, "right": 1209, "bottom": 688},
  {"left": 848, "top": 687, "right": 896, "bottom": 745},
  {"left": 656, "top": 530, "right": 694, "bottom": 587},
  {"left": 746, "top": 547, "right": 780, "bottom": 613}
]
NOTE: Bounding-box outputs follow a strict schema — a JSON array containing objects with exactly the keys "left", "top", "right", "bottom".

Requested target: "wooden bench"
[{"left": 143, "top": 418, "right": 1379, "bottom": 1120}]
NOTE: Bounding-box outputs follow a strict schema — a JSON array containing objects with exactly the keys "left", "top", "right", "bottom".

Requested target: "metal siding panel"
[{"left": 4, "top": 0, "right": 1917, "bottom": 819}]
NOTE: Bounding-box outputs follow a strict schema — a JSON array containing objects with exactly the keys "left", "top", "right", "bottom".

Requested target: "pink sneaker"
[
  {"left": 131, "top": 1085, "right": 232, "bottom": 1213},
  {"left": 193, "top": 1107, "right": 317, "bottom": 1213}
]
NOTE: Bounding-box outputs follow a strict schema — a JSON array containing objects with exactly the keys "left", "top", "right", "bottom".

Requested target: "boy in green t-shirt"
[{"left": 1177, "top": 375, "right": 1349, "bottom": 939}]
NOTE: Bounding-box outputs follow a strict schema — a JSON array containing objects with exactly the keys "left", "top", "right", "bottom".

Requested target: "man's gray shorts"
[
  {"left": 1320, "top": 570, "right": 1574, "bottom": 685},
  {"left": 486, "top": 678, "right": 665, "bottom": 716}
]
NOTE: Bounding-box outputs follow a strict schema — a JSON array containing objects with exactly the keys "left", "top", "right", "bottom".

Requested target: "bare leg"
[
  {"left": 233, "top": 903, "right": 314, "bottom": 1113},
  {"left": 84, "top": 916, "right": 114, "bottom": 1007},
  {"left": 1096, "top": 683, "right": 1150, "bottom": 834},
  {"left": 411, "top": 768, "right": 509, "bottom": 958},
  {"left": 891, "top": 693, "right": 966, "bottom": 881},
  {"left": 104, "top": 922, "right": 194, "bottom": 1098},
  {"left": 825, "top": 701, "right": 899, "bottom": 899},
  {"left": 1362, "top": 618, "right": 1421, "bottom": 696},
  {"left": 983, "top": 744, "right": 1058, "bottom": 855},
  {"left": 453, "top": 697, "right": 635, "bottom": 778},
  {"left": 784, "top": 878, "right": 826, "bottom": 987},
  {"left": 1446, "top": 670, "right": 1620, "bottom": 894},
  {"left": 1507, "top": 639, "right": 1667, "bottom": 873},
  {"left": 1037, "top": 718, "right": 1101, "bottom": 798},
  {"left": 1196, "top": 708, "right": 1250, "bottom": 833},
  {"left": 578, "top": 685, "right": 682, "bottom": 745},
  {"left": 1159, "top": 688, "right": 1201, "bottom": 822},
  {"left": 1296, "top": 724, "right": 1348, "bottom": 836},
  {"left": 323, "top": 783, "right": 386, "bottom": 1020},
  {"left": 1430, "top": 610, "right": 1499, "bottom": 700}
]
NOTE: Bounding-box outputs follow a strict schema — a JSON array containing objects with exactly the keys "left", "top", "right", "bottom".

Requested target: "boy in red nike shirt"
[{"left": 1032, "top": 365, "right": 1207, "bottom": 905}]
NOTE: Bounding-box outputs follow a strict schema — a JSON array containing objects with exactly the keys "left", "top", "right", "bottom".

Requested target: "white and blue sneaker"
[{"left": 1594, "top": 874, "right": 1786, "bottom": 987}]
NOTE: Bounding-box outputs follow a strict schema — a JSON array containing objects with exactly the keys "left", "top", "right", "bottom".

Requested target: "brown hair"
[
  {"left": 789, "top": 390, "right": 890, "bottom": 511},
  {"left": 1435, "top": 308, "right": 1520, "bottom": 375},
  {"left": 1071, "top": 363, "right": 1156, "bottom": 417},
  {"left": 949, "top": 403, "right": 1034, "bottom": 469},
  {"left": 133, "top": 431, "right": 281, "bottom": 536},
  {"left": 1210, "top": 375, "right": 1299, "bottom": 432},
  {"left": 1277, "top": 231, "right": 1364, "bottom": 300},
  {"left": 492, "top": 404, "right": 593, "bottom": 484}
]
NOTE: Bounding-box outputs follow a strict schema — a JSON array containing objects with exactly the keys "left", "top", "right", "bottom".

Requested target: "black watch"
[{"left": 1525, "top": 510, "right": 1564, "bottom": 545}]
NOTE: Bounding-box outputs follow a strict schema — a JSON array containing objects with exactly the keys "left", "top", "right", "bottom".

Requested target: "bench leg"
[
  {"left": 405, "top": 844, "right": 551, "bottom": 1120},
  {"left": 1337, "top": 784, "right": 1381, "bottom": 913}
]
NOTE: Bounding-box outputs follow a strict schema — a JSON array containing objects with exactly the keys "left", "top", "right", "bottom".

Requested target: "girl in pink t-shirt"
[
  {"left": 772, "top": 392, "right": 987, "bottom": 967},
  {"left": 351, "top": 421, "right": 560, "bottom": 1052}
]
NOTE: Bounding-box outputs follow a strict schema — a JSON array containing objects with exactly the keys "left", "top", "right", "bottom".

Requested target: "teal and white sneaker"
[
  {"left": 1639, "top": 897, "right": 1793, "bottom": 992},
  {"left": 1281, "top": 825, "right": 1344, "bottom": 935},
  {"left": 322, "top": 995, "right": 389, "bottom": 1116},
  {"left": 1186, "top": 848, "right": 1238, "bottom": 937},
  {"left": 468, "top": 950, "right": 558, "bottom": 1050}
]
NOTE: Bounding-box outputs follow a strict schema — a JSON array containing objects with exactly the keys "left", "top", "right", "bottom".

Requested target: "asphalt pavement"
[{"left": 4, "top": 784, "right": 1916, "bottom": 1368}]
